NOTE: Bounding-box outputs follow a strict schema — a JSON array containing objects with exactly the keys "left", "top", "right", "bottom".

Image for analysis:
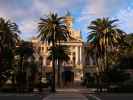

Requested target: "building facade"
[{"left": 32, "top": 15, "right": 85, "bottom": 83}]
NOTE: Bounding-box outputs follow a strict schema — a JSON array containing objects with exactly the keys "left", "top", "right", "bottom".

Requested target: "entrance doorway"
[{"left": 62, "top": 70, "right": 74, "bottom": 87}]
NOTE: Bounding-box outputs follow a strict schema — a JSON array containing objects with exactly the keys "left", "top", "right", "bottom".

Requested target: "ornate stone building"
[{"left": 32, "top": 14, "right": 84, "bottom": 82}]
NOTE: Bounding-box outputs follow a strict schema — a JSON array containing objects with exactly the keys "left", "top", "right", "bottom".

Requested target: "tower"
[
  {"left": 64, "top": 12, "right": 82, "bottom": 41},
  {"left": 64, "top": 12, "right": 73, "bottom": 33}
]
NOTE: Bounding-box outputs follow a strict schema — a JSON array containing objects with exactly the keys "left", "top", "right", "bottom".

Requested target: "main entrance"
[
  {"left": 62, "top": 70, "right": 74, "bottom": 82},
  {"left": 62, "top": 67, "right": 74, "bottom": 87}
]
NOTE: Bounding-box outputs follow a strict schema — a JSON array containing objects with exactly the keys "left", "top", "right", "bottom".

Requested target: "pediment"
[{"left": 68, "top": 36, "right": 83, "bottom": 42}]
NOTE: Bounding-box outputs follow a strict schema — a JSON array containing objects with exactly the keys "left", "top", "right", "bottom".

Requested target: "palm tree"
[
  {"left": 87, "top": 18, "right": 125, "bottom": 91},
  {"left": 15, "top": 41, "right": 34, "bottom": 92},
  {"left": 38, "top": 13, "right": 70, "bottom": 92},
  {"left": 88, "top": 18, "right": 125, "bottom": 72},
  {"left": 48, "top": 45, "right": 70, "bottom": 87},
  {"left": 0, "top": 17, "right": 20, "bottom": 84}
]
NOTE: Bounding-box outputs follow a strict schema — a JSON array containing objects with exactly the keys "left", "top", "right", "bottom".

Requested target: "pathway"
[
  {"left": 43, "top": 88, "right": 88, "bottom": 100},
  {"left": 43, "top": 80, "right": 89, "bottom": 100}
]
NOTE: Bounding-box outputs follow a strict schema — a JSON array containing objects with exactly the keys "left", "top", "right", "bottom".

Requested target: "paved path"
[
  {"left": 43, "top": 88, "right": 88, "bottom": 100},
  {"left": 96, "top": 93, "right": 133, "bottom": 100},
  {"left": 43, "top": 80, "right": 97, "bottom": 100}
]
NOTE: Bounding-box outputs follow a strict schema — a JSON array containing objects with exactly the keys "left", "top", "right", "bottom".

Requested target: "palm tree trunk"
[
  {"left": 19, "top": 55, "right": 24, "bottom": 92},
  {"left": 95, "top": 47, "right": 102, "bottom": 92},
  {"left": 51, "top": 37, "right": 56, "bottom": 92},
  {"left": 104, "top": 47, "right": 110, "bottom": 91},
  {"left": 52, "top": 52, "right": 55, "bottom": 92},
  {"left": 57, "top": 60, "right": 61, "bottom": 87},
  {"left": 96, "top": 59, "right": 101, "bottom": 93},
  {"left": 0, "top": 45, "right": 4, "bottom": 74},
  {"left": 0, "top": 46, "right": 2, "bottom": 66},
  {"left": 57, "top": 40, "right": 61, "bottom": 88}
]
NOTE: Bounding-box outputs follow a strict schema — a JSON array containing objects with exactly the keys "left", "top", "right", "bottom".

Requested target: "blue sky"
[{"left": 0, "top": 0, "right": 133, "bottom": 41}]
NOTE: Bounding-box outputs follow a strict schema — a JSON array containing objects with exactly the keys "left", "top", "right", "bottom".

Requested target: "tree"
[
  {"left": 38, "top": 13, "right": 70, "bottom": 92},
  {"left": 0, "top": 17, "right": 20, "bottom": 85},
  {"left": 15, "top": 41, "right": 34, "bottom": 92},
  {"left": 102, "top": 66, "right": 130, "bottom": 86},
  {"left": 48, "top": 45, "right": 70, "bottom": 87},
  {"left": 117, "top": 33, "right": 133, "bottom": 69},
  {"left": 88, "top": 18, "right": 125, "bottom": 72},
  {"left": 87, "top": 18, "right": 125, "bottom": 91}
]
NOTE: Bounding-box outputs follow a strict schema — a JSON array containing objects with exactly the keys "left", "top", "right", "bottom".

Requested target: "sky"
[{"left": 0, "top": 0, "right": 133, "bottom": 41}]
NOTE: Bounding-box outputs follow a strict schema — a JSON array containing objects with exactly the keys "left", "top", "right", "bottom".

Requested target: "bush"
[
  {"left": 83, "top": 73, "right": 96, "bottom": 87},
  {"left": 102, "top": 67, "right": 130, "bottom": 85},
  {"left": 0, "top": 84, "right": 17, "bottom": 93},
  {"left": 109, "top": 85, "right": 133, "bottom": 93},
  {"left": 108, "top": 79, "right": 133, "bottom": 93}
]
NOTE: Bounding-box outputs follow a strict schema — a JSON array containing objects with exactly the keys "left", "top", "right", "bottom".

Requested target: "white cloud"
[
  {"left": 85, "top": 0, "right": 105, "bottom": 16},
  {"left": 76, "top": 0, "right": 133, "bottom": 40},
  {"left": 77, "top": 0, "right": 105, "bottom": 22},
  {"left": 18, "top": 19, "right": 38, "bottom": 40},
  {"left": 19, "top": 19, "right": 37, "bottom": 33},
  {"left": 32, "top": 0, "right": 51, "bottom": 16},
  {"left": 77, "top": 0, "right": 130, "bottom": 22},
  {"left": 116, "top": 7, "right": 133, "bottom": 33}
]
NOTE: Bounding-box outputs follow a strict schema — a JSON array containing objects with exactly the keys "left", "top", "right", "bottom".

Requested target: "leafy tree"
[
  {"left": 117, "top": 33, "right": 133, "bottom": 69},
  {"left": 38, "top": 12, "right": 70, "bottom": 92},
  {"left": 0, "top": 17, "right": 20, "bottom": 85}
]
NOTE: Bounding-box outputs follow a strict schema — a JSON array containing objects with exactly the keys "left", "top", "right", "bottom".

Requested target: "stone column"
[
  {"left": 43, "top": 56, "right": 46, "bottom": 66},
  {"left": 78, "top": 46, "right": 80, "bottom": 64},
  {"left": 80, "top": 46, "right": 82, "bottom": 64},
  {"left": 75, "top": 46, "right": 79, "bottom": 64}
]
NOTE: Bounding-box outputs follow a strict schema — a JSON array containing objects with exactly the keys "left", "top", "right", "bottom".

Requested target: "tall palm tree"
[
  {"left": 88, "top": 17, "right": 125, "bottom": 73},
  {"left": 87, "top": 18, "right": 125, "bottom": 91},
  {"left": 38, "top": 13, "right": 70, "bottom": 92},
  {"left": 48, "top": 45, "right": 70, "bottom": 87},
  {"left": 0, "top": 17, "right": 20, "bottom": 84}
]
